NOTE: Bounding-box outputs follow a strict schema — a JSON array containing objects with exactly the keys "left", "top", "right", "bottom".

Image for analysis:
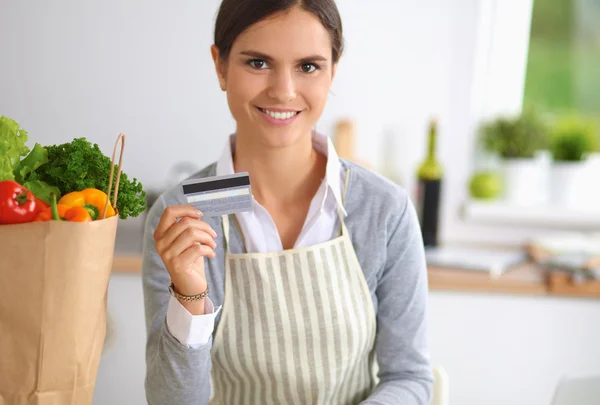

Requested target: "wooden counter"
[
  {"left": 112, "top": 254, "right": 600, "bottom": 299},
  {"left": 547, "top": 271, "right": 600, "bottom": 299},
  {"left": 428, "top": 263, "right": 548, "bottom": 296},
  {"left": 113, "top": 255, "right": 143, "bottom": 274}
]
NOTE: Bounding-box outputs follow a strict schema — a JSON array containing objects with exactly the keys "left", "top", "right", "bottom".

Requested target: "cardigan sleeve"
[{"left": 361, "top": 196, "right": 434, "bottom": 405}]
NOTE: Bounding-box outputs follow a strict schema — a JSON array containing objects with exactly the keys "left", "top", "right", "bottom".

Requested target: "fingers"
[
  {"left": 175, "top": 243, "right": 216, "bottom": 273},
  {"left": 154, "top": 205, "right": 202, "bottom": 240},
  {"left": 165, "top": 227, "right": 217, "bottom": 260},
  {"left": 153, "top": 205, "right": 216, "bottom": 298},
  {"left": 157, "top": 216, "right": 217, "bottom": 253}
]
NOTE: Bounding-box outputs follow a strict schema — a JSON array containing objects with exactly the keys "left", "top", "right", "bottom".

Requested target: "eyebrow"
[{"left": 239, "top": 50, "right": 328, "bottom": 62}]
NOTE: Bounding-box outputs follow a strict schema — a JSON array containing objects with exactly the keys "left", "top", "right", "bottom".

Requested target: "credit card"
[{"left": 182, "top": 172, "right": 253, "bottom": 217}]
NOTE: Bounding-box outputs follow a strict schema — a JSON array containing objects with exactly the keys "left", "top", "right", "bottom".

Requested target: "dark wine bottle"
[{"left": 416, "top": 119, "right": 443, "bottom": 247}]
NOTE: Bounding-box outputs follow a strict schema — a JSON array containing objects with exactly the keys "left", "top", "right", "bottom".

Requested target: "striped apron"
[{"left": 209, "top": 203, "right": 378, "bottom": 405}]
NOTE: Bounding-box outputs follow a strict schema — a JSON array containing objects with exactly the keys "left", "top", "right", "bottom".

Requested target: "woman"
[{"left": 141, "top": 0, "right": 433, "bottom": 404}]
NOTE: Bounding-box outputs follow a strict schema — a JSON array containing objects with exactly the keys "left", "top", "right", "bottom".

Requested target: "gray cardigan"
[{"left": 141, "top": 159, "right": 433, "bottom": 405}]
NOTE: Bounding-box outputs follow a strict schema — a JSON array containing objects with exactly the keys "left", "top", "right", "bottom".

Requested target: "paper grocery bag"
[
  {"left": 0, "top": 134, "right": 126, "bottom": 405},
  {"left": 0, "top": 217, "right": 118, "bottom": 405}
]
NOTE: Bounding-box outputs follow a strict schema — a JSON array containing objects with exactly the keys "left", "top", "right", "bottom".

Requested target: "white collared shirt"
[{"left": 166, "top": 131, "right": 347, "bottom": 347}]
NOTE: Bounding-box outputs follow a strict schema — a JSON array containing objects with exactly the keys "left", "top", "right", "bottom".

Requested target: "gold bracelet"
[{"left": 168, "top": 281, "right": 209, "bottom": 302}]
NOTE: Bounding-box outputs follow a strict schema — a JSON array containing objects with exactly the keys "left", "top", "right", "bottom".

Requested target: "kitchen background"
[{"left": 1, "top": 0, "right": 599, "bottom": 404}]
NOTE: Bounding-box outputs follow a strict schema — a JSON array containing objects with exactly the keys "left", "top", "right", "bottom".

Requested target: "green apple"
[{"left": 469, "top": 171, "right": 502, "bottom": 200}]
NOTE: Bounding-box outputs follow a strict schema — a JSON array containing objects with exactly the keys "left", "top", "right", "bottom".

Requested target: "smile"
[{"left": 257, "top": 107, "right": 301, "bottom": 121}]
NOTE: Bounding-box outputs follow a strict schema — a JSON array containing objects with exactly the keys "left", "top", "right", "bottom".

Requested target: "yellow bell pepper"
[{"left": 58, "top": 188, "right": 116, "bottom": 220}]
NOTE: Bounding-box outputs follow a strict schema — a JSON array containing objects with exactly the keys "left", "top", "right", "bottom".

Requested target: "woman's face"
[{"left": 212, "top": 7, "right": 337, "bottom": 149}]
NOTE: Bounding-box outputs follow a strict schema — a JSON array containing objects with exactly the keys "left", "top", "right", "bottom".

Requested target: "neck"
[{"left": 233, "top": 132, "right": 326, "bottom": 207}]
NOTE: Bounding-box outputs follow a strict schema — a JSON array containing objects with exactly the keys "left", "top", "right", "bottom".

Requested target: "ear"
[
  {"left": 331, "top": 62, "right": 338, "bottom": 81},
  {"left": 211, "top": 44, "right": 227, "bottom": 91}
]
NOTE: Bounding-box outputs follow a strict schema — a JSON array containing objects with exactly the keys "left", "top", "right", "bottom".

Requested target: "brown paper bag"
[{"left": 0, "top": 134, "right": 126, "bottom": 405}]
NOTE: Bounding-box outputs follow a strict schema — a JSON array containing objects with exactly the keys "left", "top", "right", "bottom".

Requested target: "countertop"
[{"left": 112, "top": 218, "right": 600, "bottom": 299}]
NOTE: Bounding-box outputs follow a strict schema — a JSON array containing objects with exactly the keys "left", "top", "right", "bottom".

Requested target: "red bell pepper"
[
  {"left": 35, "top": 197, "right": 49, "bottom": 214},
  {"left": 0, "top": 180, "right": 37, "bottom": 224}
]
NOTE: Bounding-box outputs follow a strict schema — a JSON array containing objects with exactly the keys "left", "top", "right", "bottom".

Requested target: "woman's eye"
[
  {"left": 248, "top": 59, "right": 268, "bottom": 69},
  {"left": 300, "top": 63, "right": 318, "bottom": 73}
]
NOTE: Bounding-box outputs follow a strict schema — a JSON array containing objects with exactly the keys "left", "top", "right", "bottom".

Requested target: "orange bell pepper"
[
  {"left": 34, "top": 204, "right": 70, "bottom": 222},
  {"left": 63, "top": 206, "right": 92, "bottom": 222},
  {"left": 58, "top": 188, "right": 115, "bottom": 220}
]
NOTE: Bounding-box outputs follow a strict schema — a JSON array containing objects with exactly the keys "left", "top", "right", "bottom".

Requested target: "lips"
[{"left": 257, "top": 107, "right": 301, "bottom": 121}]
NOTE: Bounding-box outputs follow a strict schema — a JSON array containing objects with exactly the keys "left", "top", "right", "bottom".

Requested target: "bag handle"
[{"left": 101, "top": 133, "right": 126, "bottom": 219}]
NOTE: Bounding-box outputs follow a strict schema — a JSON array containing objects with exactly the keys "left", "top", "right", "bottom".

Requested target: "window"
[
  {"left": 457, "top": 0, "right": 600, "bottom": 243},
  {"left": 524, "top": 0, "right": 600, "bottom": 117}
]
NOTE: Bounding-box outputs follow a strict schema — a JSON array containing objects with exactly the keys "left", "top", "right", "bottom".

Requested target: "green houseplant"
[
  {"left": 480, "top": 107, "right": 550, "bottom": 158},
  {"left": 550, "top": 115, "right": 598, "bottom": 162},
  {"left": 478, "top": 108, "right": 551, "bottom": 206},
  {"left": 549, "top": 115, "right": 599, "bottom": 208}
]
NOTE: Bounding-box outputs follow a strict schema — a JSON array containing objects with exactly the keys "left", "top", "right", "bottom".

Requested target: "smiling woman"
[
  {"left": 141, "top": 1, "right": 433, "bottom": 404},
  {"left": 211, "top": 1, "right": 342, "bottom": 150}
]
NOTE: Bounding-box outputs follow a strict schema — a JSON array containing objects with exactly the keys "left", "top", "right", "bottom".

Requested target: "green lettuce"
[
  {"left": 0, "top": 116, "right": 30, "bottom": 180},
  {"left": 13, "top": 142, "right": 48, "bottom": 182},
  {"left": 0, "top": 116, "right": 61, "bottom": 203},
  {"left": 13, "top": 143, "right": 61, "bottom": 204},
  {"left": 23, "top": 179, "right": 61, "bottom": 204}
]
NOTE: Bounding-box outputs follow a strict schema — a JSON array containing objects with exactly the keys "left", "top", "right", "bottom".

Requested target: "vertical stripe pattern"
[{"left": 210, "top": 214, "right": 377, "bottom": 405}]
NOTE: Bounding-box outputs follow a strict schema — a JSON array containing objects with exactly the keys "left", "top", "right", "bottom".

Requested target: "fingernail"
[{"left": 197, "top": 210, "right": 203, "bottom": 217}]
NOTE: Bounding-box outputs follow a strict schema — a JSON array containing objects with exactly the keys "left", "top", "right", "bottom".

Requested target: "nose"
[{"left": 267, "top": 69, "right": 296, "bottom": 103}]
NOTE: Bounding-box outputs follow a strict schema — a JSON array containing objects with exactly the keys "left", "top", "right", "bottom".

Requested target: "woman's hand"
[{"left": 154, "top": 205, "right": 218, "bottom": 314}]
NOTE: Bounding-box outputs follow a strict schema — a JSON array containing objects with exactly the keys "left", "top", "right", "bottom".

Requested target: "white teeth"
[{"left": 263, "top": 109, "right": 298, "bottom": 120}]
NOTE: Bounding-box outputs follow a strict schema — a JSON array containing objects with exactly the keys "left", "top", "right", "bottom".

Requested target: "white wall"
[
  {"left": 95, "top": 273, "right": 600, "bottom": 405},
  {"left": 0, "top": 0, "right": 230, "bottom": 192}
]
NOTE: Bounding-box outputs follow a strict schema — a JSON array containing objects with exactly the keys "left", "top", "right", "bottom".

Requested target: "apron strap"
[
  {"left": 222, "top": 213, "right": 249, "bottom": 253},
  {"left": 337, "top": 167, "right": 351, "bottom": 237},
  {"left": 221, "top": 214, "right": 231, "bottom": 250},
  {"left": 342, "top": 167, "right": 350, "bottom": 206},
  {"left": 337, "top": 206, "right": 349, "bottom": 237}
]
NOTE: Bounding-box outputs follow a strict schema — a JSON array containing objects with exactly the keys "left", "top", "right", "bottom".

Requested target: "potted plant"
[
  {"left": 549, "top": 115, "right": 599, "bottom": 208},
  {"left": 479, "top": 107, "right": 551, "bottom": 206}
]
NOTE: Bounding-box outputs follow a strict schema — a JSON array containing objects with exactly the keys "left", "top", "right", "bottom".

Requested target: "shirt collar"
[{"left": 216, "top": 131, "right": 346, "bottom": 216}]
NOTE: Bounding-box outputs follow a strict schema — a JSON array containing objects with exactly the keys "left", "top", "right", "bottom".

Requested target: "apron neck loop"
[
  {"left": 337, "top": 167, "right": 351, "bottom": 237},
  {"left": 221, "top": 214, "right": 231, "bottom": 250},
  {"left": 342, "top": 167, "right": 350, "bottom": 206}
]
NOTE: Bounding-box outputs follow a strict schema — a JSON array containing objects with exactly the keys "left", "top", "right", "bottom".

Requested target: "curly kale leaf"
[{"left": 35, "top": 138, "right": 146, "bottom": 219}]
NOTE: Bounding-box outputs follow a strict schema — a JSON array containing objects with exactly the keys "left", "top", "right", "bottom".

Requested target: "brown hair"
[{"left": 214, "top": 0, "right": 344, "bottom": 64}]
